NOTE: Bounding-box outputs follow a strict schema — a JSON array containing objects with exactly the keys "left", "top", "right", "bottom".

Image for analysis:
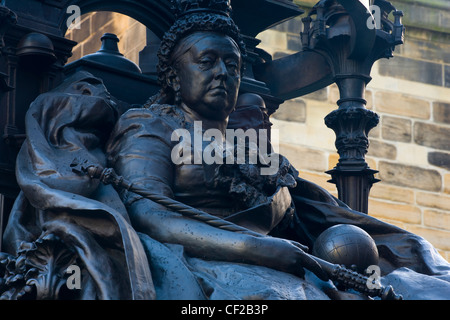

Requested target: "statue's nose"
[{"left": 213, "top": 59, "right": 228, "bottom": 79}]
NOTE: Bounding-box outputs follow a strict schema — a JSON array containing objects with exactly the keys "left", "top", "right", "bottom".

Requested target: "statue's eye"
[
  {"left": 198, "top": 54, "right": 216, "bottom": 69},
  {"left": 198, "top": 58, "right": 213, "bottom": 68},
  {"left": 226, "top": 60, "right": 239, "bottom": 73}
]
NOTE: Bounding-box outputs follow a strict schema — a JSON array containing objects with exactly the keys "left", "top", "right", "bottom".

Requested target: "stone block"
[
  {"left": 286, "top": 33, "right": 302, "bottom": 52},
  {"left": 428, "top": 151, "right": 450, "bottom": 170},
  {"left": 272, "top": 99, "right": 306, "bottom": 122},
  {"left": 444, "top": 251, "right": 450, "bottom": 263},
  {"left": 306, "top": 100, "right": 337, "bottom": 127},
  {"left": 70, "top": 15, "right": 92, "bottom": 44},
  {"left": 367, "top": 139, "right": 397, "bottom": 160},
  {"left": 272, "top": 51, "right": 289, "bottom": 60},
  {"left": 417, "top": 192, "right": 450, "bottom": 212},
  {"left": 368, "top": 123, "right": 381, "bottom": 138},
  {"left": 297, "top": 170, "right": 337, "bottom": 193},
  {"left": 82, "top": 29, "right": 106, "bottom": 55},
  {"left": 424, "top": 209, "right": 450, "bottom": 231},
  {"left": 257, "top": 30, "right": 287, "bottom": 54},
  {"left": 125, "top": 50, "right": 139, "bottom": 65},
  {"left": 273, "top": 16, "right": 302, "bottom": 35},
  {"left": 327, "top": 84, "right": 339, "bottom": 104},
  {"left": 397, "top": 36, "right": 450, "bottom": 65},
  {"left": 110, "top": 12, "right": 135, "bottom": 31},
  {"left": 374, "top": 91, "right": 431, "bottom": 120},
  {"left": 278, "top": 143, "right": 328, "bottom": 172},
  {"left": 124, "top": 22, "right": 147, "bottom": 55},
  {"left": 67, "top": 44, "right": 82, "bottom": 63},
  {"left": 368, "top": 199, "right": 421, "bottom": 224},
  {"left": 446, "top": 65, "right": 450, "bottom": 88},
  {"left": 406, "top": 225, "right": 450, "bottom": 251},
  {"left": 401, "top": 1, "right": 445, "bottom": 29},
  {"left": 378, "top": 161, "right": 442, "bottom": 192},
  {"left": 395, "top": 143, "right": 430, "bottom": 167},
  {"left": 373, "top": 217, "right": 406, "bottom": 230},
  {"left": 381, "top": 116, "right": 412, "bottom": 143},
  {"left": 328, "top": 153, "right": 376, "bottom": 171},
  {"left": 433, "top": 101, "right": 450, "bottom": 124},
  {"left": 414, "top": 122, "right": 450, "bottom": 151},
  {"left": 271, "top": 118, "right": 336, "bottom": 151},
  {"left": 90, "top": 11, "right": 114, "bottom": 31},
  {"left": 365, "top": 90, "right": 374, "bottom": 110},
  {"left": 369, "top": 126, "right": 381, "bottom": 138},
  {"left": 365, "top": 157, "right": 377, "bottom": 171},
  {"left": 445, "top": 174, "right": 450, "bottom": 194},
  {"left": 328, "top": 153, "right": 339, "bottom": 170},
  {"left": 328, "top": 85, "right": 373, "bottom": 110},
  {"left": 378, "top": 56, "right": 443, "bottom": 87},
  {"left": 370, "top": 183, "right": 415, "bottom": 204},
  {"left": 302, "top": 87, "right": 327, "bottom": 101}
]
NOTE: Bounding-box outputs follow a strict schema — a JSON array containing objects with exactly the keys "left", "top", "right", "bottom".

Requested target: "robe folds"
[{"left": 3, "top": 72, "right": 450, "bottom": 300}]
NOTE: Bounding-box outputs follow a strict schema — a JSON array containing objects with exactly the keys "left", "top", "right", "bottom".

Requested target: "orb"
[{"left": 312, "top": 224, "right": 379, "bottom": 273}]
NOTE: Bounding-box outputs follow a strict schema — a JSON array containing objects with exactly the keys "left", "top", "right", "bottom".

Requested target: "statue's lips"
[{"left": 209, "top": 86, "right": 227, "bottom": 95}]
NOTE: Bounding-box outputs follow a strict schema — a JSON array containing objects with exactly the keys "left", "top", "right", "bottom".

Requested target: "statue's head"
[{"left": 151, "top": 0, "right": 247, "bottom": 121}]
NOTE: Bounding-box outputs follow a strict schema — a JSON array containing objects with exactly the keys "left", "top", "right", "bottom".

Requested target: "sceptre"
[{"left": 70, "top": 158, "right": 402, "bottom": 300}]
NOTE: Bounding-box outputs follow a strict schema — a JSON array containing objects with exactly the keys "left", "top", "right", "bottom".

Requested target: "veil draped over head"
[{"left": 2, "top": 72, "right": 155, "bottom": 300}]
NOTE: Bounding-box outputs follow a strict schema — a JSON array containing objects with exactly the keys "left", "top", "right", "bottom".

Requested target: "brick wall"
[{"left": 64, "top": 2, "right": 450, "bottom": 261}]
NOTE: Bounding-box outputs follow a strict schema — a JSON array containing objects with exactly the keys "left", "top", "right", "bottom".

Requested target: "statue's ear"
[{"left": 166, "top": 67, "right": 180, "bottom": 92}]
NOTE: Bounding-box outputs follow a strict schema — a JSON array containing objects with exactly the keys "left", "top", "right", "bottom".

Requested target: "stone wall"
[
  {"left": 65, "top": 11, "right": 146, "bottom": 65},
  {"left": 65, "top": 1, "right": 450, "bottom": 261}
]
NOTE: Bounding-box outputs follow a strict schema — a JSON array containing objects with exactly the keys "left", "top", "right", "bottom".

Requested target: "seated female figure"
[{"left": 106, "top": 27, "right": 333, "bottom": 298}]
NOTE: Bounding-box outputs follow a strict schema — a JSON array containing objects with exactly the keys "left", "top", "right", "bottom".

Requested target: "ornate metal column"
[{"left": 300, "top": 0, "right": 404, "bottom": 213}]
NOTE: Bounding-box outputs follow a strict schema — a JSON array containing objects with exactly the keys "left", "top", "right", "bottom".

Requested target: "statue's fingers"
[{"left": 299, "top": 252, "right": 329, "bottom": 282}]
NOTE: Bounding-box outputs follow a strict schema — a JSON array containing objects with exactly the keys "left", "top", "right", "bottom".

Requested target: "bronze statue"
[{"left": 1, "top": 0, "right": 449, "bottom": 300}]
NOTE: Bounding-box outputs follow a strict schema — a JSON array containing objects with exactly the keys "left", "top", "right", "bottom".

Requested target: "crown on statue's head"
[{"left": 171, "top": 0, "right": 232, "bottom": 18}]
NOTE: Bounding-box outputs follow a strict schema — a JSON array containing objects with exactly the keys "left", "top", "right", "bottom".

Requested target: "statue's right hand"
[{"left": 249, "top": 236, "right": 329, "bottom": 281}]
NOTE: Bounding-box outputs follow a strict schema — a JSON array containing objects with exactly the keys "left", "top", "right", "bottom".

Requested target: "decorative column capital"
[{"left": 299, "top": 0, "right": 404, "bottom": 213}]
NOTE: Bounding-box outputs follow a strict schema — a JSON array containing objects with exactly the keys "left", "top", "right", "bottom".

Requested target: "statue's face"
[{"left": 175, "top": 32, "right": 241, "bottom": 121}]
